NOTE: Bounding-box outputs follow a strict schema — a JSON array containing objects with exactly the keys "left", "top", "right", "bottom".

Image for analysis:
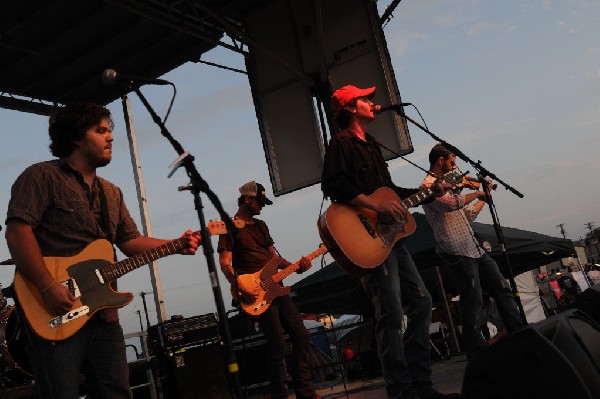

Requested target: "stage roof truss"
[{"left": 0, "top": 0, "right": 269, "bottom": 115}]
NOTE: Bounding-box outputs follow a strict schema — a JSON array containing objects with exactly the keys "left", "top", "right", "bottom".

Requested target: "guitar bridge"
[
  {"left": 358, "top": 214, "right": 377, "bottom": 238},
  {"left": 48, "top": 305, "right": 90, "bottom": 328}
]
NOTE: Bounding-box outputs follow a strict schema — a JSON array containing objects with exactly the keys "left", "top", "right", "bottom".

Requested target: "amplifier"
[{"left": 149, "top": 314, "right": 219, "bottom": 352}]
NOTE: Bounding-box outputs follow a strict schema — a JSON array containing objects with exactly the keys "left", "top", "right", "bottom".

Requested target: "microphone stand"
[
  {"left": 401, "top": 111, "right": 528, "bottom": 325},
  {"left": 132, "top": 86, "right": 243, "bottom": 398}
]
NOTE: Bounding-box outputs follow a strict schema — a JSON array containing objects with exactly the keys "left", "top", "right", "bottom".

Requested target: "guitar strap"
[
  {"left": 97, "top": 181, "right": 118, "bottom": 263},
  {"left": 97, "top": 181, "right": 112, "bottom": 243}
]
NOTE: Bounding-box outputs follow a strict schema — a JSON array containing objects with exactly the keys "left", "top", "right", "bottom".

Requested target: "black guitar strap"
[
  {"left": 97, "top": 181, "right": 118, "bottom": 263},
  {"left": 97, "top": 181, "right": 112, "bottom": 243}
]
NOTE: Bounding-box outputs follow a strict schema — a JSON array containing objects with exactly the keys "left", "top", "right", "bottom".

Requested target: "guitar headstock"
[
  {"left": 441, "top": 170, "right": 467, "bottom": 189},
  {"left": 315, "top": 243, "right": 328, "bottom": 257},
  {"left": 206, "top": 218, "right": 246, "bottom": 236}
]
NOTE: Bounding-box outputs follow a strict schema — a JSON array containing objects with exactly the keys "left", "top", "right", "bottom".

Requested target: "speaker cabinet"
[
  {"left": 159, "top": 343, "right": 230, "bottom": 399},
  {"left": 573, "top": 285, "right": 600, "bottom": 324},
  {"left": 243, "top": 0, "right": 411, "bottom": 196},
  {"left": 462, "top": 309, "right": 600, "bottom": 399}
]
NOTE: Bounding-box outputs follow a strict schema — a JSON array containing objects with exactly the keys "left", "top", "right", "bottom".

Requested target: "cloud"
[
  {"left": 386, "top": 30, "right": 430, "bottom": 58},
  {"left": 466, "top": 22, "right": 495, "bottom": 36}
]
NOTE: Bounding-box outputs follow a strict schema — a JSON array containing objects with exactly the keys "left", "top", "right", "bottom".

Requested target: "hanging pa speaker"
[{"left": 243, "top": 0, "right": 411, "bottom": 196}]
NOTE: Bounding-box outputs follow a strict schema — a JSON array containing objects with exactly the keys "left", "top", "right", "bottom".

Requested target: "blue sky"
[{"left": 1, "top": 1, "right": 599, "bottom": 339}]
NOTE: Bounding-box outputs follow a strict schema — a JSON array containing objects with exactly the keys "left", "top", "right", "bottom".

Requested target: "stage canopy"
[
  {"left": 292, "top": 212, "right": 576, "bottom": 315},
  {"left": 0, "top": 0, "right": 272, "bottom": 115}
]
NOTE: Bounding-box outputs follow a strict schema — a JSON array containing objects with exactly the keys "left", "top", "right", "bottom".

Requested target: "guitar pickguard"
[{"left": 377, "top": 219, "right": 406, "bottom": 248}]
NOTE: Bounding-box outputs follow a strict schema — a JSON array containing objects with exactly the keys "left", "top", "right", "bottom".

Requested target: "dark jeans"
[
  {"left": 258, "top": 294, "right": 315, "bottom": 399},
  {"left": 23, "top": 315, "right": 131, "bottom": 399},
  {"left": 446, "top": 253, "right": 524, "bottom": 355},
  {"left": 360, "top": 244, "right": 434, "bottom": 399}
]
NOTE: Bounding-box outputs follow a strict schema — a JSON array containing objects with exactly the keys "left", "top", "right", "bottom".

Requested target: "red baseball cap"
[{"left": 331, "top": 85, "right": 376, "bottom": 116}]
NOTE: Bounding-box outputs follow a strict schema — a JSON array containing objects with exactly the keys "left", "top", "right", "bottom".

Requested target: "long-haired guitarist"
[
  {"left": 321, "top": 85, "right": 457, "bottom": 399},
  {"left": 5, "top": 103, "right": 200, "bottom": 399},
  {"left": 217, "top": 181, "right": 320, "bottom": 399}
]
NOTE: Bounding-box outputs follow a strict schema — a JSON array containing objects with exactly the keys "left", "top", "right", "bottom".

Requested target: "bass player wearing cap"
[{"left": 217, "top": 181, "right": 320, "bottom": 399}]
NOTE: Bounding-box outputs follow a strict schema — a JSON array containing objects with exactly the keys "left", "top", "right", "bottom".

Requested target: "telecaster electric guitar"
[
  {"left": 237, "top": 245, "right": 328, "bottom": 316},
  {"left": 318, "top": 172, "right": 462, "bottom": 275},
  {"left": 14, "top": 219, "right": 244, "bottom": 341}
]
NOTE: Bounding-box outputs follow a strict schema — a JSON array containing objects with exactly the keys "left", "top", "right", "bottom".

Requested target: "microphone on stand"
[
  {"left": 101, "top": 69, "right": 171, "bottom": 86},
  {"left": 374, "top": 103, "right": 412, "bottom": 114}
]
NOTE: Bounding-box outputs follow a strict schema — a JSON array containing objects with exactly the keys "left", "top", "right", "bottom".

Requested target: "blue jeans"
[
  {"left": 23, "top": 315, "right": 131, "bottom": 399},
  {"left": 360, "top": 244, "right": 434, "bottom": 399},
  {"left": 447, "top": 253, "right": 524, "bottom": 355}
]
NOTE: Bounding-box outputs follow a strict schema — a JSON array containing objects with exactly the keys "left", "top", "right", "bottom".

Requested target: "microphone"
[
  {"left": 101, "top": 69, "right": 171, "bottom": 86},
  {"left": 374, "top": 103, "right": 411, "bottom": 114}
]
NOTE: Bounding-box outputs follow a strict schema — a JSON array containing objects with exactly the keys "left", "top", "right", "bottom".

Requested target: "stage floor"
[{"left": 297, "top": 354, "right": 467, "bottom": 399}]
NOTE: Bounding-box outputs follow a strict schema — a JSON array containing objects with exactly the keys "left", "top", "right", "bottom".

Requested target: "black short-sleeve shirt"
[
  {"left": 217, "top": 219, "right": 274, "bottom": 275},
  {"left": 321, "top": 130, "right": 419, "bottom": 202}
]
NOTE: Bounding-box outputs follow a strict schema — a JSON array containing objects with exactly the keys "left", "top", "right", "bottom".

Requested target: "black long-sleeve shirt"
[{"left": 321, "top": 129, "right": 420, "bottom": 202}]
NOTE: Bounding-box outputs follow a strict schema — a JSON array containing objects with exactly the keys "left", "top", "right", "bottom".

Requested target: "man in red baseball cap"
[
  {"left": 321, "top": 85, "right": 456, "bottom": 399},
  {"left": 330, "top": 85, "right": 376, "bottom": 117}
]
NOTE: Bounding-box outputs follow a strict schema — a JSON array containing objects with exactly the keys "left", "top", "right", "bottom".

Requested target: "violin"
[{"left": 459, "top": 176, "right": 497, "bottom": 191}]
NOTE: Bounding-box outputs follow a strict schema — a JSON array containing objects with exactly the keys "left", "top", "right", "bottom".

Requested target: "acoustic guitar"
[
  {"left": 14, "top": 219, "right": 244, "bottom": 341},
  {"left": 318, "top": 172, "right": 461, "bottom": 275}
]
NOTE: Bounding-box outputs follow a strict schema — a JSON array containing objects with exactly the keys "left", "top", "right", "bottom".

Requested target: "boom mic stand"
[
  {"left": 132, "top": 86, "right": 243, "bottom": 398},
  {"left": 401, "top": 110, "right": 528, "bottom": 325}
]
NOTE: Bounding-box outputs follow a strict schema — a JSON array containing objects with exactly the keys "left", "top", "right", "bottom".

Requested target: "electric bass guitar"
[
  {"left": 318, "top": 172, "right": 462, "bottom": 275},
  {"left": 14, "top": 219, "right": 244, "bottom": 341},
  {"left": 236, "top": 245, "right": 328, "bottom": 316}
]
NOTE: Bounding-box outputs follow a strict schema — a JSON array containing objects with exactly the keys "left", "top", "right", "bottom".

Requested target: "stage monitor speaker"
[
  {"left": 462, "top": 309, "right": 600, "bottom": 399},
  {"left": 243, "top": 0, "right": 411, "bottom": 196},
  {"left": 159, "top": 342, "right": 230, "bottom": 399},
  {"left": 572, "top": 284, "right": 600, "bottom": 325}
]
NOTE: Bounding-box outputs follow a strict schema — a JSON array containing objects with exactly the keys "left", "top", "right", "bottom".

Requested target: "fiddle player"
[{"left": 420, "top": 144, "right": 524, "bottom": 360}]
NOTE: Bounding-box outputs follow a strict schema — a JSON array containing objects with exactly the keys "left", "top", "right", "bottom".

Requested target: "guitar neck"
[
  {"left": 402, "top": 186, "right": 437, "bottom": 208},
  {"left": 100, "top": 232, "right": 198, "bottom": 282},
  {"left": 271, "top": 246, "right": 327, "bottom": 284}
]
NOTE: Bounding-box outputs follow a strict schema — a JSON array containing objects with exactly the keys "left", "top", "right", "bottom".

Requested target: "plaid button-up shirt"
[{"left": 420, "top": 174, "right": 485, "bottom": 259}]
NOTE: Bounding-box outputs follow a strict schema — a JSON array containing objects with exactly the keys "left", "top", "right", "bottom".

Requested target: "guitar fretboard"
[
  {"left": 271, "top": 246, "right": 328, "bottom": 284},
  {"left": 100, "top": 236, "right": 190, "bottom": 282},
  {"left": 402, "top": 171, "right": 460, "bottom": 208},
  {"left": 402, "top": 186, "right": 436, "bottom": 208}
]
